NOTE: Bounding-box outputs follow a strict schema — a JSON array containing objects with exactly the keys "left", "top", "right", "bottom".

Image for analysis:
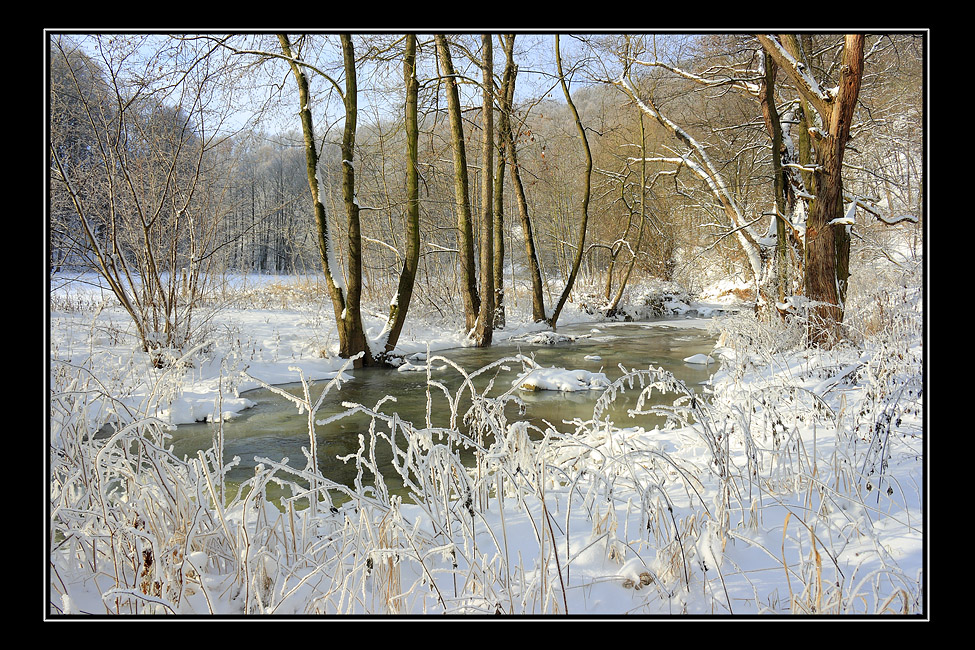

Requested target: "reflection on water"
[{"left": 169, "top": 319, "right": 720, "bottom": 503}]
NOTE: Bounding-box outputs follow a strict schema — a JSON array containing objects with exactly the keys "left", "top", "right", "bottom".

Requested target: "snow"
[
  {"left": 47, "top": 272, "right": 926, "bottom": 618},
  {"left": 513, "top": 365, "right": 610, "bottom": 392}
]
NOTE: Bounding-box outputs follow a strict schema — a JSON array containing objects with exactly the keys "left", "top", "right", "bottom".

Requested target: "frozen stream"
[{"left": 170, "top": 319, "right": 720, "bottom": 504}]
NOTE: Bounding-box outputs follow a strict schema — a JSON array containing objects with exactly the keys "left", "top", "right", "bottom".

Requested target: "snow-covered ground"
[{"left": 47, "top": 273, "right": 926, "bottom": 618}]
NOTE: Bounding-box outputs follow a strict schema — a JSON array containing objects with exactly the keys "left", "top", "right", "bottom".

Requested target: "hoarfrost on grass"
[{"left": 47, "top": 272, "right": 925, "bottom": 617}]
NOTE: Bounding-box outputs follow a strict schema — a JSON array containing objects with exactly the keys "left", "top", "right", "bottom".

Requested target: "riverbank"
[{"left": 48, "top": 274, "right": 732, "bottom": 428}]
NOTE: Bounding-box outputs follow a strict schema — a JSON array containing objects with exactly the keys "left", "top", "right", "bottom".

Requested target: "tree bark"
[
  {"left": 497, "top": 35, "right": 546, "bottom": 323},
  {"left": 758, "top": 33, "right": 864, "bottom": 345},
  {"left": 474, "top": 34, "right": 495, "bottom": 347},
  {"left": 382, "top": 34, "right": 421, "bottom": 358},
  {"left": 436, "top": 35, "right": 480, "bottom": 333},
  {"left": 548, "top": 34, "right": 593, "bottom": 329}
]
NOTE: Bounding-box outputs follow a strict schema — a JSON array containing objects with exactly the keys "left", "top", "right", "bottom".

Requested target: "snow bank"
[{"left": 513, "top": 366, "right": 611, "bottom": 392}]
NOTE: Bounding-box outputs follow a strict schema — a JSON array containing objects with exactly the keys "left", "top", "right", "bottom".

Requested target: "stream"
[{"left": 169, "top": 318, "right": 721, "bottom": 504}]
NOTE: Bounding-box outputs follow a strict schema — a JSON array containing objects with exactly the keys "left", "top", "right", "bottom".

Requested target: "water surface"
[{"left": 170, "top": 319, "right": 720, "bottom": 502}]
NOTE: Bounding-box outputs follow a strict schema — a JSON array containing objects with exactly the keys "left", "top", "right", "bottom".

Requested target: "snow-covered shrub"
[
  {"left": 50, "top": 362, "right": 236, "bottom": 614},
  {"left": 625, "top": 281, "right": 694, "bottom": 319},
  {"left": 697, "top": 277, "right": 756, "bottom": 305},
  {"left": 576, "top": 279, "right": 695, "bottom": 320},
  {"left": 698, "top": 293, "right": 924, "bottom": 613}
]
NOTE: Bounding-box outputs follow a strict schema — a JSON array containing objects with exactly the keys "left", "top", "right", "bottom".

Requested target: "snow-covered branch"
[
  {"left": 615, "top": 73, "right": 764, "bottom": 282},
  {"left": 842, "top": 194, "right": 919, "bottom": 226},
  {"left": 755, "top": 35, "right": 832, "bottom": 119},
  {"left": 629, "top": 58, "right": 763, "bottom": 97}
]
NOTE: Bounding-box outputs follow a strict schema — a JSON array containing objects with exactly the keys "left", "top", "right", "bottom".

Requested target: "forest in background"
[{"left": 48, "top": 32, "right": 925, "bottom": 361}]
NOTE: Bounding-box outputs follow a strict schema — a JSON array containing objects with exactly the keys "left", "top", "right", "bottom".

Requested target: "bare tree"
[
  {"left": 278, "top": 34, "right": 372, "bottom": 365},
  {"left": 378, "top": 34, "right": 421, "bottom": 358},
  {"left": 546, "top": 34, "right": 594, "bottom": 329},
  {"left": 612, "top": 36, "right": 767, "bottom": 296},
  {"left": 496, "top": 34, "right": 547, "bottom": 324},
  {"left": 605, "top": 113, "right": 651, "bottom": 316},
  {"left": 757, "top": 34, "right": 865, "bottom": 345},
  {"left": 49, "top": 34, "right": 231, "bottom": 365}
]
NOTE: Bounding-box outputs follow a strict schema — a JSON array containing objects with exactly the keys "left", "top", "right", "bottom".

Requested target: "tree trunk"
[
  {"left": 436, "top": 35, "right": 480, "bottom": 333},
  {"left": 492, "top": 126, "right": 506, "bottom": 330},
  {"left": 382, "top": 34, "right": 421, "bottom": 358},
  {"left": 492, "top": 36, "right": 509, "bottom": 330},
  {"left": 759, "top": 49, "right": 789, "bottom": 306},
  {"left": 759, "top": 33, "right": 864, "bottom": 345},
  {"left": 279, "top": 34, "right": 370, "bottom": 366},
  {"left": 337, "top": 34, "right": 371, "bottom": 363},
  {"left": 498, "top": 35, "right": 546, "bottom": 323},
  {"left": 548, "top": 34, "right": 593, "bottom": 329},
  {"left": 474, "top": 34, "right": 495, "bottom": 347}
]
